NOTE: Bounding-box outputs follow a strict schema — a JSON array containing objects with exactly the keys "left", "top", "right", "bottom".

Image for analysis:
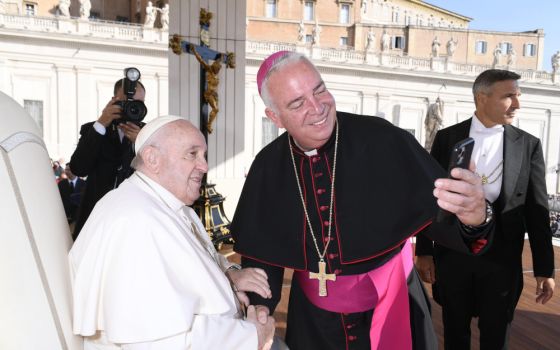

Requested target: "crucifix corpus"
[
  {"left": 309, "top": 260, "right": 337, "bottom": 297},
  {"left": 168, "top": 8, "right": 235, "bottom": 248},
  {"left": 169, "top": 9, "right": 235, "bottom": 135}
]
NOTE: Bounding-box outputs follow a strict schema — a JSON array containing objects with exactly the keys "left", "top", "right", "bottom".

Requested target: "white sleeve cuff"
[{"left": 93, "top": 121, "right": 107, "bottom": 135}]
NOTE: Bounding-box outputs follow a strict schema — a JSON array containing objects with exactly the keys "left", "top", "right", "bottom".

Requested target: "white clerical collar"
[
  {"left": 134, "top": 171, "right": 185, "bottom": 212},
  {"left": 293, "top": 138, "right": 318, "bottom": 156},
  {"left": 472, "top": 114, "right": 504, "bottom": 134},
  {"left": 304, "top": 149, "right": 318, "bottom": 156}
]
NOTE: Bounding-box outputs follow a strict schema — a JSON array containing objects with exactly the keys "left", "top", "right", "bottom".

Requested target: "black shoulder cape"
[{"left": 231, "top": 112, "right": 446, "bottom": 270}]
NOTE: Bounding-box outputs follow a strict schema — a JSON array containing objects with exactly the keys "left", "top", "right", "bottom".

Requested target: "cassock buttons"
[
  {"left": 320, "top": 205, "right": 329, "bottom": 211},
  {"left": 323, "top": 220, "right": 330, "bottom": 227},
  {"left": 334, "top": 269, "right": 342, "bottom": 275},
  {"left": 328, "top": 253, "right": 338, "bottom": 260},
  {"left": 317, "top": 188, "right": 326, "bottom": 195},
  {"left": 314, "top": 172, "right": 323, "bottom": 178},
  {"left": 312, "top": 156, "right": 320, "bottom": 163},
  {"left": 348, "top": 336, "right": 357, "bottom": 341}
]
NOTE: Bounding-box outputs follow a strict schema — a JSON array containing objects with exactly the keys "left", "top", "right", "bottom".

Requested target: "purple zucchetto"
[{"left": 256, "top": 50, "right": 291, "bottom": 96}]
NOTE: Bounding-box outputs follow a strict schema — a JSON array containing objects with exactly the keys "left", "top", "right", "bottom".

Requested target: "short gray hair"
[
  {"left": 260, "top": 52, "right": 312, "bottom": 111},
  {"left": 472, "top": 69, "right": 520, "bottom": 105}
]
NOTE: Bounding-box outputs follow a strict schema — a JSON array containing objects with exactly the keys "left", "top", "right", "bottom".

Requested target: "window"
[
  {"left": 24, "top": 100, "right": 43, "bottom": 134},
  {"left": 265, "top": 0, "right": 277, "bottom": 18},
  {"left": 392, "top": 36, "right": 405, "bottom": 49},
  {"left": 340, "top": 37, "right": 348, "bottom": 47},
  {"left": 305, "top": 34, "right": 313, "bottom": 43},
  {"left": 500, "top": 42, "right": 512, "bottom": 56},
  {"left": 304, "top": 1, "right": 314, "bottom": 21},
  {"left": 25, "top": 3, "right": 36, "bottom": 16},
  {"left": 475, "top": 40, "right": 487, "bottom": 54},
  {"left": 261, "top": 117, "right": 278, "bottom": 148},
  {"left": 524, "top": 43, "right": 536, "bottom": 56},
  {"left": 339, "top": 4, "right": 350, "bottom": 24}
]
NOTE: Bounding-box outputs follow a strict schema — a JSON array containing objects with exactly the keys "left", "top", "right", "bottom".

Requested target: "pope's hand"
[{"left": 227, "top": 267, "right": 272, "bottom": 304}]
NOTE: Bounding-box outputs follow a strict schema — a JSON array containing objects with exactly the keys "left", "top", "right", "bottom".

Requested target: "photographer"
[{"left": 69, "top": 69, "right": 147, "bottom": 240}]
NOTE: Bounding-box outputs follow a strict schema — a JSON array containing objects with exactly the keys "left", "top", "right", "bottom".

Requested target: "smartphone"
[{"left": 436, "top": 137, "right": 475, "bottom": 223}]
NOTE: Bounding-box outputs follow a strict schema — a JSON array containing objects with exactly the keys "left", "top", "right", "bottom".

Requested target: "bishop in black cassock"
[{"left": 230, "top": 49, "right": 494, "bottom": 350}]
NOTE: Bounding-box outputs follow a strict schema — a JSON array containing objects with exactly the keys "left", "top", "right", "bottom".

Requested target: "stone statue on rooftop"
[
  {"left": 144, "top": 1, "right": 157, "bottom": 28},
  {"left": 157, "top": 3, "right": 169, "bottom": 31},
  {"left": 552, "top": 51, "right": 560, "bottom": 74},
  {"left": 58, "top": 0, "right": 70, "bottom": 18},
  {"left": 79, "top": 0, "right": 91, "bottom": 20},
  {"left": 431, "top": 36, "right": 441, "bottom": 57},
  {"left": 381, "top": 30, "right": 390, "bottom": 52}
]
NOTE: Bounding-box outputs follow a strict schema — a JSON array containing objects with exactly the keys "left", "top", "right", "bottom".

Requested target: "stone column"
[{"left": 54, "top": 64, "right": 78, "bottom": 159}]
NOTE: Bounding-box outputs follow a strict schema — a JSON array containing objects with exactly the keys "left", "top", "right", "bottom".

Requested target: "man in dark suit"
[
  {"left": 69, "top": 79, "right": 145, "bottom": 240},
  {"left": 57, "top": 164, "right": 86, "bottom": 223},
  {"left": 416, "top": 69, "right": 555, "bottom": 349}
]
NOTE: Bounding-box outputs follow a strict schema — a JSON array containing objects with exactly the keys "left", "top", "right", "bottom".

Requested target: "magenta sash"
[{"left": 295, "top": 240, "right": 414, "bottom": 350}]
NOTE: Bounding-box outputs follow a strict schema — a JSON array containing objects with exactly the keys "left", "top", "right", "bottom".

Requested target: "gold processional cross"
[{"left": 309, "top": 260, "right": 337, "bottom": 297}]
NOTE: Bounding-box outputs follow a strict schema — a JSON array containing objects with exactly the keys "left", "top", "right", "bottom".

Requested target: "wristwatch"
[{"left": 227, "top": 263, "right": 242, "bottom": 271}]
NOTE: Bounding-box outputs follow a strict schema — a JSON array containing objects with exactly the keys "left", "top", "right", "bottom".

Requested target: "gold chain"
[
  {"left": 477, "top": 159, "right": 504, "bottom": 185},
  {"left": 289, "top": 123, "right": 338, "bottom": 263}
]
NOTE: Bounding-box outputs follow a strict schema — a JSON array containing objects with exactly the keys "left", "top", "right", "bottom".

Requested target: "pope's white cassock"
[{"left": 69, "top": 172, "right": 258, "bottom": 349}]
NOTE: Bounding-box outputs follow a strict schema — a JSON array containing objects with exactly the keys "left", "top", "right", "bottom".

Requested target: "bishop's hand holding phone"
[{"left": 435, "top": 137, "right": 475, "bottom": 223}]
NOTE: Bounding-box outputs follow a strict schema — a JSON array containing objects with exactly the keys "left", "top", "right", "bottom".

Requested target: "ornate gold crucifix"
[{"left": 309, "top": 260, "right": 337, "bottom": 297}]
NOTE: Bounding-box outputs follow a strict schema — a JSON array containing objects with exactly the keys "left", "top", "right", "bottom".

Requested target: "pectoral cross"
[{"left": 309, "top": 260, "right": 336, "bottom": 297}]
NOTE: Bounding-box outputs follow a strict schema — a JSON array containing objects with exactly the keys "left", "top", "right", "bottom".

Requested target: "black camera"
[{"left": 113, "top": 67, "right": 147, "bottom": 125}]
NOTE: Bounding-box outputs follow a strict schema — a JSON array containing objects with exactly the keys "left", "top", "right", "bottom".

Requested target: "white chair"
[{"left": 0, "top": 91, "right": 82, "bottom": 349}]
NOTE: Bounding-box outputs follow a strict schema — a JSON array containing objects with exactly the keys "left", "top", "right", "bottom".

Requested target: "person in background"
[
  {"left": 69, "top": 78, "right": 145, "bottom": 240},
  {"left": 416, "top": 69, "right": 555, "bottom": 349},
  {"left": 57, "top": 164, "right": 86, "bottom": 224}
]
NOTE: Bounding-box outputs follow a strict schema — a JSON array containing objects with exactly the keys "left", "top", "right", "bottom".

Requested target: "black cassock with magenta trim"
[{"left": 232, "top": 112, "right": 491, "bottom": 350}]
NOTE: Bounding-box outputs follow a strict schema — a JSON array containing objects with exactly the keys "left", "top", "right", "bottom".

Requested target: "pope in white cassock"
[{"left": 69, "top": 115, "right": 276, "bottom": 350}]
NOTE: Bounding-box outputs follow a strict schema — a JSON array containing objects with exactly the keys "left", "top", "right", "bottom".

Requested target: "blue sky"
[{"left": 425, "top": 0, "right": 560, "bottom": 71}]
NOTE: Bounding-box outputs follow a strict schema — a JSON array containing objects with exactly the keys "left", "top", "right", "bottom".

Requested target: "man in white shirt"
[
  {"left": 70, "top": 115, "right": 275, "bottom": 350},
  {"left": 416, "top": 69, "right": 555, "bottom": 349}
]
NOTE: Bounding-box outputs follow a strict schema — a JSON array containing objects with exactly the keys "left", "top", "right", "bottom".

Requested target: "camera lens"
[{"left": 123, "top": 100, "right": 147, "bottom": 122}]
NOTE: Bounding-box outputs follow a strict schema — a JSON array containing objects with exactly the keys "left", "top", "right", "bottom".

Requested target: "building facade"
[
  {"left": 0, "top": 0, "right": 162, "bottom": 25},
  {"left": 1, "top": 0, "right": 559, "bottom": 218},
  {"left": 0, "top": 2, "right": 169, "bottom": 160},
  {"left": 248, "top": 0, "right": 545, "bottom": 70}
]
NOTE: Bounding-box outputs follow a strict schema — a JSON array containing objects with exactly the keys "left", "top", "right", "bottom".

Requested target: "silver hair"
[{"left": 260, "top": 52, "right": 313, "bottom": 112}]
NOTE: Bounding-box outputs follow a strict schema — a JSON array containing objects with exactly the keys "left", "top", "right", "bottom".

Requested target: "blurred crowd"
[
  {"left": 51, "top": 158, "right": 86, "bottom": 225},
  {"left": 548, "top": 194, "right": 560, "bottom": 238}
]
